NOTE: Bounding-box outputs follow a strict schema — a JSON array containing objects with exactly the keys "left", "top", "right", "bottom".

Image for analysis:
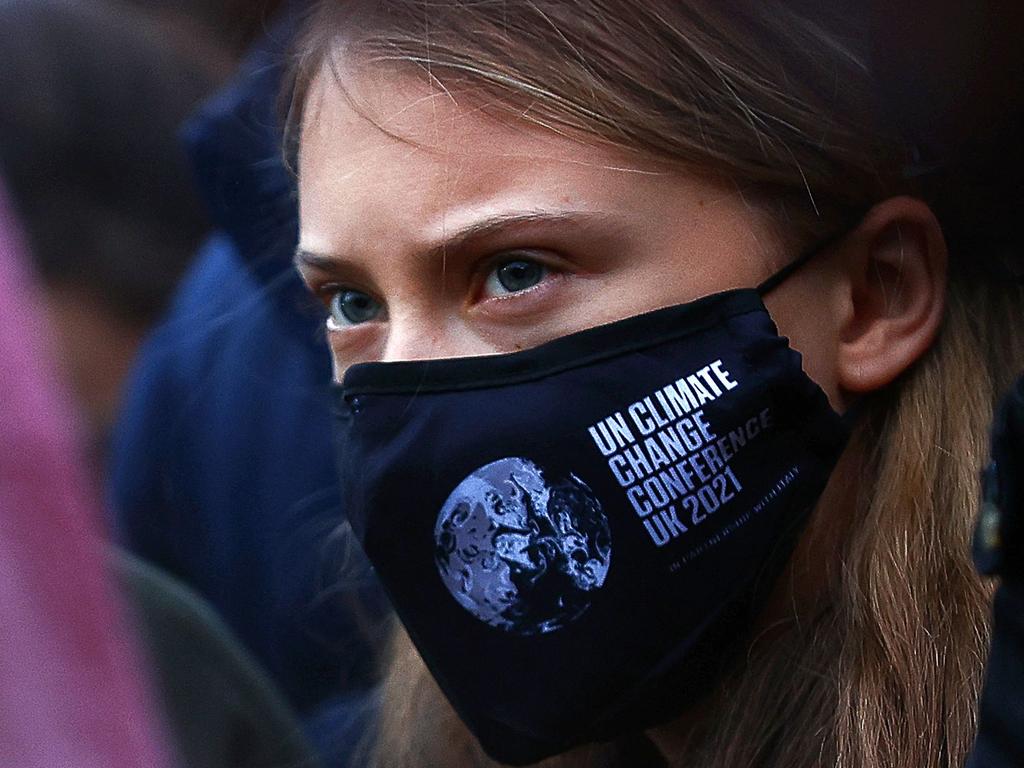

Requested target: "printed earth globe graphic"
[{"left": 434, "top": 457, "right": 612, "bottom": 635}]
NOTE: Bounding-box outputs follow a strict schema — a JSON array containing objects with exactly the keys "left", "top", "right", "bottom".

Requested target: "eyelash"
[{"left": 476, "top": 251, "right": 557, "bottom": 299}]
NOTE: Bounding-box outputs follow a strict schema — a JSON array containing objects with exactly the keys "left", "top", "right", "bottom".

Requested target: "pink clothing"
[{"left": 0, "top": 184, "right": 171, "bottom": 768}]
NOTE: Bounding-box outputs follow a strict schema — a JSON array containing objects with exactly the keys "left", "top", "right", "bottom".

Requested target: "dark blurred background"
[
  {"left": 0, "top": 0, "right": 283, "bottom": 473},
  {"left": 0, "top": 3, "right": 387, "bottom": 767}
]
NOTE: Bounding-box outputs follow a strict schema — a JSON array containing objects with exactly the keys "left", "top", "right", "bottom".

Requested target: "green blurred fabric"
[{"left": 113, "top": 550, "right": 322, "bottom": 768}]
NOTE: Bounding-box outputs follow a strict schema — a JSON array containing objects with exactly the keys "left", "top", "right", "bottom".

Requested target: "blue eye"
[
  {"left": 484, "top": 258, "right": 549, "bottom": 297},
  {"left": 328, "top": 289, "right": 381, "bottom": 327}
]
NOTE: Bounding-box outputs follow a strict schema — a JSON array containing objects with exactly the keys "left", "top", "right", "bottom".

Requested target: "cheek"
[
  {"left": 763, "top": 273, "right": 844, "bottom": 410},
  {"left": 325, "top": 325, "right": 386, "bottom": 383}
]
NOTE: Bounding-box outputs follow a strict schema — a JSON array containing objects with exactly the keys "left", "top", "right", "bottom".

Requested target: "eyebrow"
[{"left": 293, "top": 209, "right": 614, "bottom": 271}]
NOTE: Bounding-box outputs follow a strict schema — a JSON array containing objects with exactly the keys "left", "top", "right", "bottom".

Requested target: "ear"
[{"left": 835, "top": 196, "right": 947, "bottom": 393}]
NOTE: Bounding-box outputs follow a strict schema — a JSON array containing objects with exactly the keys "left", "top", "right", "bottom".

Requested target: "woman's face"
[{"left": 296, "top": 64, "right": 845, "bottom": 405}]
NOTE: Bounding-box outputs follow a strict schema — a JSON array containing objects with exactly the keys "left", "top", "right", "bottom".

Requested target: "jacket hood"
[{"left": 181, "top": 13, "right": 299, "bottom": 290}]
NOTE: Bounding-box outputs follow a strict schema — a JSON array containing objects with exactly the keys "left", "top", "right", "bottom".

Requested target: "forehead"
[
  {"left": 296, "top": 59, "right": 687, "bottom": 252},
  {"left": 298, "top": 56, "right": 658, "bottom": 176}
]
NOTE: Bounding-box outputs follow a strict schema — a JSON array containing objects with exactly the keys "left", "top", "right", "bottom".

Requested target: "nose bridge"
[{"left": 381, "top": 312, "right": 461, "bottom": 363}]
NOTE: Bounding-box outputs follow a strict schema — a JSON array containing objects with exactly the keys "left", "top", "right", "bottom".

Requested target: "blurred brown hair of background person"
[
  {"left": 0, "top": 0, "right": 231, "bottom": 474},
  {"left": 124, "top": 0, "right": 287, "bottom": 60}
]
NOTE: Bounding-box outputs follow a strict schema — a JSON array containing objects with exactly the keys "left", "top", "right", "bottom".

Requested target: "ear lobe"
[{"left": 836, "top": 197, "right": 948, "bottom": 394}]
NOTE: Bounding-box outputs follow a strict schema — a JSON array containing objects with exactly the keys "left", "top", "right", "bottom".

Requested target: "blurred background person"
[
  {"left": 0, "top": 170, "right": 175, "bottom": 768},
  {"left": 0, "top": 0, "right": 229, "bottom": 476},
  {"left": 104, "top": 1, "right": 389, "bottom": 764},
  {"left": 1, "top": 169, "right": 319, "bottom": 768},
  {"left": 0, "top": 2, "right": 326, "bottom": 766}
]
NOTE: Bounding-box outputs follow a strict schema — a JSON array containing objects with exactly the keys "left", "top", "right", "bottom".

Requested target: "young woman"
[{"left": 289, "top": 2, "right": 1024, "bottom": 766}]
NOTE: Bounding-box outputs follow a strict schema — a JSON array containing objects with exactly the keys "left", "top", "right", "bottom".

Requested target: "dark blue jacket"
[
  {"left": 108, "top": 15, "right": 384, "bottom": 764},
  {"left": 968, "top": 375, "right": 1024, "bottom": 768}
]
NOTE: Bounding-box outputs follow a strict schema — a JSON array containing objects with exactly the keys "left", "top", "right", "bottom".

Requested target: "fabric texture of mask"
[{"left": 333, "top": 287, "right": 850, "bottom": 765}]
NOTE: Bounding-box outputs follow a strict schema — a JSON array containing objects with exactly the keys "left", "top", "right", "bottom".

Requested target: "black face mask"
[{"left": 332, "top": 249, "right": 852, "bottom": 765}]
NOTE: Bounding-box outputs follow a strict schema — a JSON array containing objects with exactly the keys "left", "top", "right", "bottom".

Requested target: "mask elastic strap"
[
  {"left": 840, "top": 398, "right": 865, "bottom": 428},
  {"left": 756, "top": 229, "right": 850, "bottom": 297}
]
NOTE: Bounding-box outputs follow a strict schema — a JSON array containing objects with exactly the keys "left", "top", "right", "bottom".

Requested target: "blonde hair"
[{"left": 289, "top": 2, "right": 1024, "bottom": 766}]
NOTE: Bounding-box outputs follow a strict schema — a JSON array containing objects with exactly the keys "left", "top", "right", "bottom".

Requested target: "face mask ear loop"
[
  {"left": 756, "top": 229, "right": 850, "bottom": 297},
  {"left": 755, "top": 226, "right": 864, "bottom": 425}
]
